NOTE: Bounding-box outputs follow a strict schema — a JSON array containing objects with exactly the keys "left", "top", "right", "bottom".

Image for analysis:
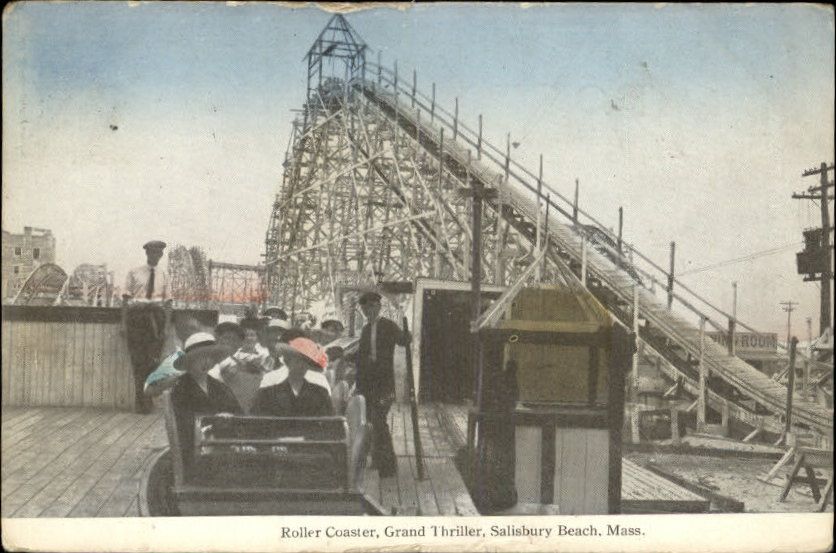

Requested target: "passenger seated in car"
[
  {"left": 267, "top": 327, "right": 332, "bottom": 393},
  {"left": 209, "top": 320, "right": 274, "bottom": 413},
  {"left": 170, "top": 332, "right": 243, "bottom": 471},
  {"left": 253, "top": 337, "right": 334, "bottom": 417},
  {"left": 143, "top": 315, "right": 203, "bottom": 400}
]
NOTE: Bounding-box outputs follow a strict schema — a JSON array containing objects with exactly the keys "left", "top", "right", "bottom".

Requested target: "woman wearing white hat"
[{"left": 169, "top": 332, "right": 243, "bottom": 472}]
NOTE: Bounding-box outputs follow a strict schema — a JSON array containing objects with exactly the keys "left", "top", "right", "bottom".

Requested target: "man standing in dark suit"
[{"left": 355, "top": 291, "right": 409, "bottom": 478}]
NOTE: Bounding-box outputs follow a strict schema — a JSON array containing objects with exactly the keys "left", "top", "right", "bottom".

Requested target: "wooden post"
[
  {"left": 697, "top": 317, "right": 707, "bottom": 432},
  {"left": 618, "top": 207, "right": 624, "bottom": 253},
  {"left": 667, "top": 241, "right": 676, "bottom": 309},
  {"left": 393, "top": 60, "right": 398, "bottom": 93},
  {"left": 494, "top": 184, "right": 505, "bottom": 286},
  {"left": 632, "top": 285, "right": 640, "bottom": 400},
  {"left": 416, "top": 110, "right": 421, "bottom": 142},
  {"left": 469, "top": 179, "right": 486, "bottom": 507},
  {"left": 437, "top": 128, "right": 444, "bottom": 190},
  {"left": 804, "top": 317, "right": 812, "bottom": 401},
  {"left": 464, "top": 152, "right": 472, "bottom": 277},
  {"left": 453, "top": 97, "right": 459, "bottom": 140},
  {"left": 477, "top": 115, "right": 483, "bottom": 159},
  {"left": 670, "top": 408, "right": 680, "bottom": 444},
  {"left": 729, "top": 281, "right": 738, "bottom": 356},
  {"left": 631, "top": 405, "right": 641, "bottom": 444},
  {"left": 535, "top": 155, "right": 543, "bottom": 282},
  {"left": 581, "top": 237, "right": 588, "bottom": 286},
  {"left": 402, "top": 317, "right": 425, "bottom": 479},
  {"left": 505, "top": 133, "right": 511, "bottom": 181},
  {"left": 573, "top": 178, "right": 580, "bottom": 224},
  {"left": 377, "top": 51, "right": 382, "bottom": 87},
  {"left": 819, "top": 162, "right": 832, "bottom": 336},
  {"left": 543, "top": 194, "right": 551, "bottom": 253},
  {"left": 411, "top": 69, "right": 416, "bottom": 108},
  {"left": 431, "top": 82, "right": 436, "bottom": 122},
  {"left": 721, "top": 400, "right": 730, "bottom": 436},
  {"left": 785, "top": 338, "right": 798, "bottom": 437}
]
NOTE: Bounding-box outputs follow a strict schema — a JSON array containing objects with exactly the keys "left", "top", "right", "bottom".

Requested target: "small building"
[{"left": 1, "top": 227, "right": 57, "bottom": 301}]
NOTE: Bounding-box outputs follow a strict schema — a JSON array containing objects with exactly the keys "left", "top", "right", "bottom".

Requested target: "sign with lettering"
[{"left": 707, "top": 331, "right": 778, "bottom": 356}]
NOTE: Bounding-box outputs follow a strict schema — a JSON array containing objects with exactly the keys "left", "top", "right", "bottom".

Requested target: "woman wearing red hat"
[{"left": 252, "top": 337, "right": 333, "bottom": 417}]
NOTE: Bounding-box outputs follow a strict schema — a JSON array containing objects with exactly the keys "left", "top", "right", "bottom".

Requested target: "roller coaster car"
[{"left": 140, "top": 392, "right": 385, "bottom": 516}]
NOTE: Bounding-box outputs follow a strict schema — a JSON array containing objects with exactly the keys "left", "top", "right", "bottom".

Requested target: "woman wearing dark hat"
[
  {"left": 169, "top": 332, "right": 243, "bottom": 472},
  {"left": 252, "top": 337, "right": 333, "bottom": 417}
]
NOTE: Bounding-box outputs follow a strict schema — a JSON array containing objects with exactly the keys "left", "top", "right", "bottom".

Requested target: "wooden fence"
[{"left": 1, "top": 306, "right": 218, "bottom": 410}]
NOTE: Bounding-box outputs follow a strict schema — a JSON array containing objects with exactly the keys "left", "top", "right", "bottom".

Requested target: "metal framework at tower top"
[{"left": 305, "top": 14, "right": 366, "bottom": 103}]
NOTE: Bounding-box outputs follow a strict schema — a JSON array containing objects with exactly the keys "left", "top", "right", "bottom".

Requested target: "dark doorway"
[{"left": 419, "top": 288, "right": 501, "bottom": 403}]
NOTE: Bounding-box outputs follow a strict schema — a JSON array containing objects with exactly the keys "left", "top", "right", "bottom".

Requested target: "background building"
[{"left": 2, "top": 226, "right": 57, "bottom": 301}]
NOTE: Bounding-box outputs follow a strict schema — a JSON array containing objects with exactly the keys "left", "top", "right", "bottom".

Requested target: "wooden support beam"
[
  {"left": 631, "top": 285, "right": 640, "bottom": 399},
  {"left": 494, "top": 186, "right": 506, "bottom": 286},
  {"left": 631, "top": 405, "right": 641, "bottom": 444},
  {"left": 477, "top": 114, "right": 483, "bottom": 159},
  {"left": 784, "top": 338, "right": 798, "bottom": 437},
  {"left": 535, "top": 155, "right": 543, "bottom": 283},
  {"left": 573, "top": 178, "right": 579, "bottom": 224},
  {"left": 721, "top": 400, "right": 730, "bottom": 436},
  {"left": 761, "top": 447, "right": 795, "bottom": 483},
  {"left": 580, "top": 237, "right": 588, "bottom": 286},
  {"left": 667, "top": 241, "right": 676, "bottom": 309},
  {"left": 729, "top": 281, "right": 738, "bottom": 356},
  {"left": 431, "top": 82, "right": 436, "bottom": 122},
  {"left": 818, "top": 478, "right": 834, "bottom": 512},
  {"left": 743, "top": 425, "right": 762, "bottom": 443},
  {"left": 453, "top": 97, "right": 459, "bottom": 139},
  {"left": 697, "top": 317, "right": 707, "bottom": 431},
  {"left": 670, "top": 407, "right": 681, "bottom": 444},
  {"left": 662, "top": 379, "right": 680, "bottom": 399},
  {"left": 618, "top": 206, "right": 624, "bottom": 253}
]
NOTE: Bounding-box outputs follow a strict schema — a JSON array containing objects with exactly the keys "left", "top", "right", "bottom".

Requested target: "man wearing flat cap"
[
  {"left": 355, "top": 291, "right": 409, "bottom": 478},
  {"left": 121, "top": 240, "right": 172, "bottom": 414}
]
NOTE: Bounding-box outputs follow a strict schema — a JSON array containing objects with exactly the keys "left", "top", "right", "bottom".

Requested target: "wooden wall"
[
  {"left": 515, "top": 425, "right": 610, "bottom": 514},
  {"left": 1, "top": 306, "right": 218, "bottom": 410}
]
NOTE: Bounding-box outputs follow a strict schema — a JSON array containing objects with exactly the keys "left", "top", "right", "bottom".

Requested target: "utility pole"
[
  {"left": 729, "top": 281, "right": 738, "bottom": 356},
  {"left": 780, "top": 300, "right": 798, "bottom": 348},
  {"left": 793, "top": 162, "right": 834, "bottom": 335}
]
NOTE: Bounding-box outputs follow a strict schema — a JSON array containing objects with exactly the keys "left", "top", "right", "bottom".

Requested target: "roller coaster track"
[{"left": 359, "top": 65, "right": 833, "bottom": 438}]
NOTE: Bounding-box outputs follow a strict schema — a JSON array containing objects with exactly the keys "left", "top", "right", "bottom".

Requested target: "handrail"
[{"left": 362, "top": 61, "right": 776, "bottom": 341}]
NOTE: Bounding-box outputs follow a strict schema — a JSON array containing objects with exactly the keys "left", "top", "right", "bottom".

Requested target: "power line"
[{"left": 677, "top": 241, "right": 803, "bottom": 277}]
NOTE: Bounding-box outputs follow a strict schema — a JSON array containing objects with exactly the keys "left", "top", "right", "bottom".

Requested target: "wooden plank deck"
[{"left": 1, "top": 404, "right": 477, "bottom": 518}]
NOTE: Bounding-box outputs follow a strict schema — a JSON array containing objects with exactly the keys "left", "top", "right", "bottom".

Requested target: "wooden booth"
[{"left": 467, "top": 286, "right": 633, "bottom": 514}]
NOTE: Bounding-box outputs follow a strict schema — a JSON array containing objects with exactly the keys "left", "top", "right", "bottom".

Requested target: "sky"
[{"left": 2, "top": 2, "right": 834, "bottom": 336}]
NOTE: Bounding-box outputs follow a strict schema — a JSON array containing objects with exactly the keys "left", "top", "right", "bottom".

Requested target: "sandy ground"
[{"left": 626, "top": 451, "right": 833, "bottom": 513}]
